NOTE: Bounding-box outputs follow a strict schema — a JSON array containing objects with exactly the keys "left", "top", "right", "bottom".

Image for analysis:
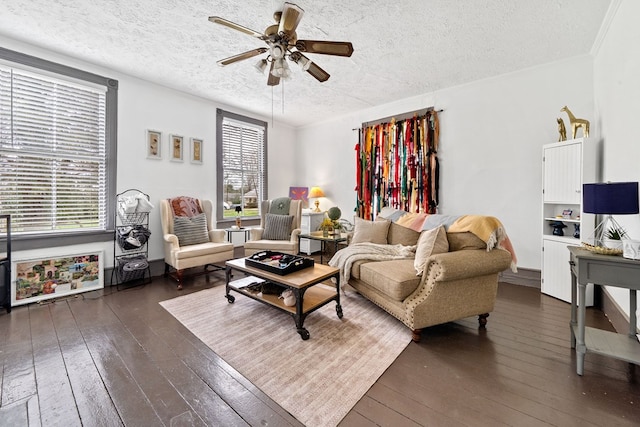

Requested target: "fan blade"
[
  {"left": 278, "top": 2, "right": 304, "bottom": 35},
  {"left": 306, "top": 62, "right": 330, "bottom": 82},
  {"left": 296, "top": 40, "right": 354, "bottom": 57},
  {"left": 267, "top": 61, "right": 280, "bottom": 86},
  {"left": 208, "top": 16, "right": 265, "bottom": 39},
  {"left": 217, "top": 48, "right": 268, "bottom": 66}
]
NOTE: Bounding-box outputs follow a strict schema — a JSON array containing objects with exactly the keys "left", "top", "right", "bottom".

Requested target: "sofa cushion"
[
  {"left": 360, "top": 259, "right": 420, "bottom": 301},
  {"left": 386, "top": 221, "right": 421, "bottom": 246},
  {"left": 349, "top": 259, "right": 374, "bottom": 280},
  {"left": 262, "top": 213, "right": 293, "bottom": 240},
  {"left": 352, "top": 216, "right": 390, "bottom": 244},
  {"left": 447, "top": 232, "right": 487, "bottom": 251},
  {"left": 414, "top": 225, "right": 449, "bottom": 275},
  {"left": 173, "top": 213, "right": 210, "bottom": 246}
]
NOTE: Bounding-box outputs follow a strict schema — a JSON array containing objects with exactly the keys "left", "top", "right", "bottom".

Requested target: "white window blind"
[
  {"left": 0, "top": 65, "right": 107, "bottom": 235},
  {"left": 221, "top": 117, "right": 266, "bottom": 217}
]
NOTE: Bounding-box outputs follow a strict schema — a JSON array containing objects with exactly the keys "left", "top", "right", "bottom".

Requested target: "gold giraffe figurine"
[
  {"left": 560, "top": 106, "right": 590, "bottom": 139},
  {"left": 557, "top": 117, "right": 567, "bottom": 142}
]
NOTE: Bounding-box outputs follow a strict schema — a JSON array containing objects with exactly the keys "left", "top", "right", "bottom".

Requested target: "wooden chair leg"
[
  {"left": 164, "top": 263, "right": 170, "bottom": 277},
  {"left": 176, "top": 270, "right": 183, "bottom": 290},
  {"left": 411, "top": 329, "right": 422, "bottom": 343},
  {"left": 478, "top": 313, "right": 489, "bottom": 327}
]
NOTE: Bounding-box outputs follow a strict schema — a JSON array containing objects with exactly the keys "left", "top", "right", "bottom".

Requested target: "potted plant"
[
  {"left": 327, "top": 207, "right": 343, "bottom": 236},
  {"left": 602, "top": 225, "right": 627, "bottom": 249},
  {"left": 320, "top": 218, "right": 334, "bottom": 237}
]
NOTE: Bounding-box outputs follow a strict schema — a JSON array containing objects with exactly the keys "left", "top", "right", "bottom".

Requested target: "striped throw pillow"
[
  {"left": 262, "top": 213, "right": 293, "bottom": 240},
  {"left": 173, "top": 213, "right": 209, "bottom": 246}
]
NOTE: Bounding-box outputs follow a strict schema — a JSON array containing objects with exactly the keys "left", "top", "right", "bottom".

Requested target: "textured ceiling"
[{"left": 0, "top": 0, "right": 612, "bottom": 127}]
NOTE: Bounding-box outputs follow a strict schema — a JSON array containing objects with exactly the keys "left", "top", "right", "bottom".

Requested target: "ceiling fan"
[{"left": 209, "top": 2, "right": 354, "bottom": 86}]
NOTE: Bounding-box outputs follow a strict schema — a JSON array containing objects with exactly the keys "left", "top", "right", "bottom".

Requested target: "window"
[
  {"left": 216, "top": 109, "right": 267, "bottom": 221},
  {"left": 0, "top": 47, "right": 117, "bottom": 247}
]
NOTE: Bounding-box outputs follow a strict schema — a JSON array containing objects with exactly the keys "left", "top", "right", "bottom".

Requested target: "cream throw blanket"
[{"left": 328, "top": 242, "right": 416, "bottom": 287}]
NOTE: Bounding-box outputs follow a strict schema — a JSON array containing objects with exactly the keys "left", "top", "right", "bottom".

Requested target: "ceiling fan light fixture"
[
  {"left": 254, "top": 58, "right": 268, "bottom": 74},
  {"left": 296, "top": 54, "right": 312, "bottom": 71},
  {"left": 271, "top": 58, "right": 292, "bottom": 79},
  {"left": 210, "top": 3, "right": 353, "bottom": 86},
  {"left": 270, "top": 44, "right": 285, "bottom": 60}
]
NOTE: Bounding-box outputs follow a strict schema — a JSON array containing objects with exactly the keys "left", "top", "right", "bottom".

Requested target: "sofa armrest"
[
  {"left": 424, "top": 249, "right": 512, "bottom": 282},
  {"left": 164, "top": 233, "right": 180, "bottom": 250},
  {"left": 164, "top": 233, "right": 179, "bottom": 246},
  {"left": 209, "top": 229, "right": 226, "bottom": 243},
  {"left": 290, "top": 228, "right": 301, "bottom": 242},
  {"left": 249, "top": 228, "right": 264, "bottom": 240}
]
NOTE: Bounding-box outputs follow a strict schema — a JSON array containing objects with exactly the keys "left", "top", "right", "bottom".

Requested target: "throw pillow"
[
  {"left": 386, "top": 221, "right": 421, "bottom": 246},
  {"left": 170, "top": 196, "right": 202, "bottom": 217},
  {"left": 396, "top": 212, "right": 428, "bottom": 232},
  {"left": 262, "top": 213, "right": 294, "bottom": 240},
  {"left": 269, "top": 197, "right": 291, "bottom": 215},
  {"left": 414, "top": 225, "right": 449, "bottom": 276},
  {"left": 378, "top": 207, "right": 408, "bottom": 222},
  {"left": 351, "top": 216, "right": 390, "bottom": 244},
  {"left": 173, "top": 213, "right": 209, "bottom": 246}
]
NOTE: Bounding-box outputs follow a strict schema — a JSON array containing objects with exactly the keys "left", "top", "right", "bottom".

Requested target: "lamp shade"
[
  {"left": 309, "top": 186, "right": 325, "bottom": 198},
  {"left": 583, "top": 182, "right": 639, "bottom": 214}
]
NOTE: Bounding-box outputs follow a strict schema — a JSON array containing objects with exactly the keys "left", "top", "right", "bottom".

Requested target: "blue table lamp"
[{"left": 583, "top": 182, "right": 639, "bottom": 246}]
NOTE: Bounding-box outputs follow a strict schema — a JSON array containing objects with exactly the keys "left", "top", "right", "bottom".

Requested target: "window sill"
[{"left": 10, "top": 230, "right": 114, "bottom": 251}]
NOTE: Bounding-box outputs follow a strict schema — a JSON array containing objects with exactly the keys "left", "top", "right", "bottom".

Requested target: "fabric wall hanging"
[{"left": 355, "top": 109, "right": 440, "bottom": 219}]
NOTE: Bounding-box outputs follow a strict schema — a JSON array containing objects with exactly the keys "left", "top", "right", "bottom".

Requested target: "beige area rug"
[{"left": 160, "top": 284, "right": 411, "bottom": 427}]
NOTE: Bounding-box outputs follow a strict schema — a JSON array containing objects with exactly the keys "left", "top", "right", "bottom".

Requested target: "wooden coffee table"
[{"left": 225, "top": 258, "right": 342, "bottom": 340}]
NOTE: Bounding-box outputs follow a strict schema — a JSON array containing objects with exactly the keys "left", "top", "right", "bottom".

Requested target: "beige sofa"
[{"left": 341, "top": 217, "right": 512, "bottom": 342}]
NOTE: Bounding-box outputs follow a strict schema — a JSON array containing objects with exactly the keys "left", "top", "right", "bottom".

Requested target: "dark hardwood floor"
[{"left": 1, "top": 249, "right": 639, "bottom": 426}]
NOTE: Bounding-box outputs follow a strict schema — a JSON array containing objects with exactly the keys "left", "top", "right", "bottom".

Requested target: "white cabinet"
[
  {"left": 300, "top": 212, "right": 324, "bottom": 255},
  {"left": 542, "top": 237, "right": 594, "bottom": 305},
  {"left": 541, "top": 138, "right": 595, "bottom": 304},
  {"left": 543, "top": 142, "right": 582, "bottom": 203}
]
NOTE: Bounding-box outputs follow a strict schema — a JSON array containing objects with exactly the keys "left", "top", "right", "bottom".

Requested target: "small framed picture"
[
  {"left": 170, "top": 134, "right": 184, "bottom": 162},
  {"left": 147, "top": 130, "right": 162, "bottom": 159},
  {"left": 190, "top": 138, "right": 203, "bottom": 164}
]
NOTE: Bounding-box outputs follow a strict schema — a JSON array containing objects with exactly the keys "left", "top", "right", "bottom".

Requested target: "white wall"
[
  {"left": 593, "top": 0, "right": 640, "bottom": 329},
  {"left": 0, "top": 36, "right": 296, "bottom": 268},
  {"left": 296, "top": 56, "right": 595, "bottom": 270}
]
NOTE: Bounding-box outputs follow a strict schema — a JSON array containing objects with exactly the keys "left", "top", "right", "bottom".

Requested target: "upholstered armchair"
[
  {"left": 160, "top": 198, "right": 234, "bottom": 290},
  {"left": 243, "top": 199, "right": 302, "bottom": 256}
]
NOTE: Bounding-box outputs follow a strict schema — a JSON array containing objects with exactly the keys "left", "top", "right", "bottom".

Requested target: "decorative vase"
[
  {"left": 235, "top": 217, "right": 241, "bottom": 228},
  {"left": 573, "top": 224, "right": 580, "bottom": 239},
  {"left": 322, "top": 228, "right": 329, "bottom": 237}
]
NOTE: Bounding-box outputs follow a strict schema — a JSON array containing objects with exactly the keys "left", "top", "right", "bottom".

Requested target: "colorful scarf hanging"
[{"left": 355, "top": 110, "right": 440, "bottom": 219}]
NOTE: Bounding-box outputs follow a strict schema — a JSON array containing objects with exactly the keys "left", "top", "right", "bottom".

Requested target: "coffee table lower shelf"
[{"left": 225, "top": 258, "right": 342, "bottom": 340}]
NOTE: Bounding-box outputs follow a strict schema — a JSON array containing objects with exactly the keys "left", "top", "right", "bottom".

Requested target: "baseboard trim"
[
  {"left": 601, "top": 287, "right": 638, "bottom": 334},
  {"left": 499, "top": 267, "right": 540, "bottom": 288}
]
